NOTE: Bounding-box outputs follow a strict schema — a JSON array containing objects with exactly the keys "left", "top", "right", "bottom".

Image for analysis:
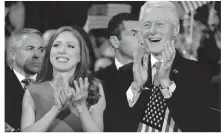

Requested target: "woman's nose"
[{"left": 58, "top": 45, "right": 66, "bottom": 54}]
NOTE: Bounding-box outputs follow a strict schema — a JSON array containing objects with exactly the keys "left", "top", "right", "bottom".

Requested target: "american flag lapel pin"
[{"left": 173, "top": 69, "right": 178, "bottom": 74}]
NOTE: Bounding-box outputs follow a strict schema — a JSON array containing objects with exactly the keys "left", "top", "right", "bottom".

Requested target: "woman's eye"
[
  {"left": 68, "top": 44, "right": 75, "bottom": 48},
  {"left": 52, "top": 44, "right": 59, "bottom": 47}
]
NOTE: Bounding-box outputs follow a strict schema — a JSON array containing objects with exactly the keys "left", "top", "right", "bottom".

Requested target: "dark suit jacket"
[
  {"left": 127, "top": 52, "right": 213, "bottom": 132},
  {"left": 93, "top": 63, "right": 135, "bottom": 132},
  {"left": 5, "top": 65, "right": 25, "bottom": 130}
]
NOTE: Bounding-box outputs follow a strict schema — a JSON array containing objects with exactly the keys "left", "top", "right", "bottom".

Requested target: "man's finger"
[
  {"left": 143, "top": 54, "right": 149, "bottom": 70},
  {"left": 133, "top": 46, "right": 141, "bottom": 73},
  {"left": 164, "top": 42, "right": 170, "bottom": 61},
  {"left": 171, "top": 40, "right": 175, "bottom": 51},
  {"left": 133, "top": 46, "right": 139, "bottom": 64},
  {"left": 162, "top": 51, "right": 167, "bottom": 64},
  {"left": 167, "top": 41, "right": 174, "bottom": 57}
]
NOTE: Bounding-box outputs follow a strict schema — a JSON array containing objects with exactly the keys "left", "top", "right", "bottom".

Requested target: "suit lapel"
[
  {"left": 170, "top": 51, "right": 183, "bottom": 81},
  {"left": 143, "top": 54, "right": 153, "bottom": 89}
]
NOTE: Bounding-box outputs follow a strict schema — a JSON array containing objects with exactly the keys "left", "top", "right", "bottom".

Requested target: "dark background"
[{"left": 24, "top": 1, "right": 145, "bottom": 33}]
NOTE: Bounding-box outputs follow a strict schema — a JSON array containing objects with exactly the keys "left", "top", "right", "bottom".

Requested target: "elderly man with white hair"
[{"left": 125, "top": 1, "right": 212, "bottom": 132}]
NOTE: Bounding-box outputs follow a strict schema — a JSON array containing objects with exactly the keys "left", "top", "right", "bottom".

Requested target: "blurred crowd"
[
  {"left": 5, "top": 1, "right": 220, "bottom": 132},
  {"left": 5, "top": 1, "right": 221, "bottom": 72}
]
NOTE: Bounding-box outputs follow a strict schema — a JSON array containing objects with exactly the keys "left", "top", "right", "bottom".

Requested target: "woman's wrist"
[
  {"left": 51, "top": 106, "right": 61, "bottom": 115},
  {"left": 76, "top": 104, "right": 89, "bottom": 115}
]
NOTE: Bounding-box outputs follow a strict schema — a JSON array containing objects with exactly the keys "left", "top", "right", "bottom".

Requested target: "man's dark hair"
[
  {"left": 5, "top": 1, "right": 18, "bottom": 7},
  {"left": 108, "top": 13, "right": 138, "bottom": 40}
]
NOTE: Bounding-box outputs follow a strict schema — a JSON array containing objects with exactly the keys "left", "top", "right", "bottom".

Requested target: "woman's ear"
[{"left": 110, "top": 36, "right": 120, "bottom": 49}]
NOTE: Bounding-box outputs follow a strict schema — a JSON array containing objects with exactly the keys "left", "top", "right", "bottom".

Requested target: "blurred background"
[
  {"left": 5, "top": 1, "right": 220, "bottom": 118},
  {"left": 5, "top": 1, "right": 221, "bottom": 69}
]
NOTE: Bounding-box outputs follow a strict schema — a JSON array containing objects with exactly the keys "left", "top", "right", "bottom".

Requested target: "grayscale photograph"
[{"left": 5, "top": 1, "right": 220, "bottom": 132}]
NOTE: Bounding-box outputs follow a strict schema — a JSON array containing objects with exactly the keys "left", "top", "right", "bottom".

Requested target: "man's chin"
[
  {"left": 149, "top": 48, "right": 163, "bottom": 56},
  {"left": 24, "top": 67, "right": 40, "bottom": 75}
]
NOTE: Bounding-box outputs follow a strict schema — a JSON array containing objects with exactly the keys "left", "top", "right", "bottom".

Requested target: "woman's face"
[{"left": 50, "top": 31, "right": 80, "bottom": 73}]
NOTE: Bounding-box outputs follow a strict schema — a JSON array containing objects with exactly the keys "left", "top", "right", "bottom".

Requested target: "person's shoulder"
[
  {"left": 120, "top": 62, "right": 133, "bottom": 72},
  {"left": 175, "top": 52, "right": 202, "bottom": 68},
  {"left": 180, "top": 56, "right": 212, "bottom": 79},
  {"left": 5, "top": 67, "right": 16, "bottom": 80},
  {"left": 93, "top": 64, "right": 116, "bottom": 78}
]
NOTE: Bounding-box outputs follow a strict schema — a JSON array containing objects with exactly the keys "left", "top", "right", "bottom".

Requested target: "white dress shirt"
[
  {"left": 115, "top": 58, "right": 123, "bottom": 70},
  {"left": 13, "top": 69, "right": 37, "bottom": 88}
]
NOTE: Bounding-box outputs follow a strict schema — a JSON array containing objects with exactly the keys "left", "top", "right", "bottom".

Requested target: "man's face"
[
  {"left": 119, "top": 20, "right": 140, "bottom": 59},
  {"left": 141, "top": 8, "right": 175, "bottom": 55},
  {"left": 14, "top": 34, "right": 45, "bottom": 75}
]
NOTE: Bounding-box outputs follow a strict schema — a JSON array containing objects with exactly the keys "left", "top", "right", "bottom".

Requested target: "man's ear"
[
  {"left": 10, "top": 47, "right": 17, "bottom": 61},
  {"left": 173, "top": 23, "right": 180, "bottom": 37},
  {"left": 110, "top": 36, "right": 120, "bottom": 49}
]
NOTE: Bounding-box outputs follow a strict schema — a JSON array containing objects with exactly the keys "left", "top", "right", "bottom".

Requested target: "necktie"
[
  {"left": 21, "top": 78, "right": 34, "bottom": 90},
  {"left": 153, "top": 62, "right": 162, "bottom": 85},
  {"left": 141, "top": 62, "right": 167, "bottom": 131}
]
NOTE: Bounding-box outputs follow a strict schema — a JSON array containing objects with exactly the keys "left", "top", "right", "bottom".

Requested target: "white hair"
[
  {"left": 139, "top": 1, "right": 180, "bottom": 26},
  {"left": 6, "top": 28, "right": 42, "bottom": 67},
  {"left": 7, "top": 28, "right": 42, "bottom": 51}
]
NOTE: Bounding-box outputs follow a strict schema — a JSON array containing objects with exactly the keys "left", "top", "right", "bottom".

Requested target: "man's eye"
[
  {"left": 39, "top": 48, "right": 45, "bottom": 52},
  {"left": 144, "top": 23, "right": 151, "bottom": 28},
  {"left": 130, "top": 32, "right": 137, "bottom": 36},
  {"left": 157, "top": 23, "right": 164, "bottom": 27},
  {"left": 26, "top": 47, "right": 34, "bottom": 51}
]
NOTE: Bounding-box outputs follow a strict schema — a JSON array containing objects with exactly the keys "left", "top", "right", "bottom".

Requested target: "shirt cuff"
[
  {"left": 126, "top": 85, "right": 141, "bottom": 107},
  {"left": 160, "top": 81, "right": 176, "bottom": 99},
  {"left": 126, "top": 85, "right": 134, "bottom": 104}
]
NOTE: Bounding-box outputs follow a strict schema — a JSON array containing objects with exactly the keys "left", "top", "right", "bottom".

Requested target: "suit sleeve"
[{"left": 167, "top": 63, "right": 212, "bottom": 132}]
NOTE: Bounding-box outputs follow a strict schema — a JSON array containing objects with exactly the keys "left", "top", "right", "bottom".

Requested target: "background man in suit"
[
  {"left": 5, "top": 28, "right": 46, "bottom": 131},
  {"left": 94, "top": 13, "right": 140, "bottom": 131},
  {"left": 126, "top": 1, "right": 212, "bottom": 132}
]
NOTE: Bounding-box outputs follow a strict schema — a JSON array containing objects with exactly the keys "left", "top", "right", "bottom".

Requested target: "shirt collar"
[
  {"left": 13, "top": 69, "right": 37, "bottom": 83},
  {"left": 150, "top": 53, "right": 176, "bottom": 68},
  {"left": 115, "top": 58, "right": 124, "bottom": 70},
  {"left": 151, "top": 54, "right": 161, "bottom": 68}
]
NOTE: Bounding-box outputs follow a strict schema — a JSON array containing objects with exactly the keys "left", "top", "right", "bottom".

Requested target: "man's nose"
[
  {"left": 149, "top": 24, "right": 157, "bottom": 35},
  {"left": 33, "top": 49, "right": 40, "bottom": 59}
]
